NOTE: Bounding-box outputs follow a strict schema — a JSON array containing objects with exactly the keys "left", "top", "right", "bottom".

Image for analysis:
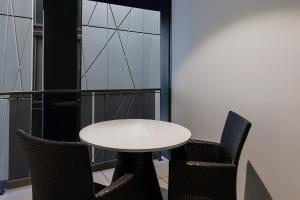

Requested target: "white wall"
[{"left": 172, "top": 0, "right": 300, "bottom": 199}]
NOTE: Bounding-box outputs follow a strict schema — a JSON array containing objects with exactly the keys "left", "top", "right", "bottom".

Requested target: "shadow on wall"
[{"left": 244, "top": 161, "right": 273, "bottom": 200}]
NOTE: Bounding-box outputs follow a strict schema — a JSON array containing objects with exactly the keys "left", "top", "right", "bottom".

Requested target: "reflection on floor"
[{"left": 0, "top": 158, "right": 169, "bottom": 200}]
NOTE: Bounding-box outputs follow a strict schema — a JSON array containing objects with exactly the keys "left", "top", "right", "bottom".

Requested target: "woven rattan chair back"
[
  {"left": 16, "top": 130, "right": 95, "bottom": 200},
  {"left": 220, "top": 111, "right": 251, "bottom": 164}
]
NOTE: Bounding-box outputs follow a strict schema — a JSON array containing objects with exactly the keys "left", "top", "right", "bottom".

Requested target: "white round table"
[{"left": 80, "top": 119, "right": 191, "bottom": 200}]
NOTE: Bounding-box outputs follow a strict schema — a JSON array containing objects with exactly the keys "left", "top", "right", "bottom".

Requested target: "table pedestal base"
[{"left": 112, "top": 152, "right": 163, "bottom": 200}]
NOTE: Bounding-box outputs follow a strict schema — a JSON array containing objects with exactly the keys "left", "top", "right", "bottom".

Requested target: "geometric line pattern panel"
[
  {"left": 0, "top": 0, "right": 33, "bottom": 18},
  {"left": 0, "top": 0, "right": 33, "bottom": 92},
  {"left": 82, "top": 1, "right": 160, "bottom": 90},
  {"left": 0, "top": 0, "right": 33, "bottom": 184},
  {"left": 80, "top": 92, "right": 156, "bottom": 163}
]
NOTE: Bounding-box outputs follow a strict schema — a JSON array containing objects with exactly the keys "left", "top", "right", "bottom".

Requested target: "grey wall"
[
  {"left": 81, "top": 1, "right": 160, "bottom": 90},
  {"left": 172, "top": 0, "right": 300, "bottom": 199}
]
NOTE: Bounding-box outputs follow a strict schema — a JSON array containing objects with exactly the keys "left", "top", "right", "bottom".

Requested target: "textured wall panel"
[
  {"left": 0, "top": 100, "right": 9, "bottom": 181},
  {"left": 0, "top": 0, "right": 33, "bottom": 93},
  {"left": 81, "top": 1, "right": 160, "bottom": 90},
  {"left": 9, "top": 97, "right": 31, "bottom": 180},
  {"left": 0, "top": 0, "right": 33, "bottom": 18}
]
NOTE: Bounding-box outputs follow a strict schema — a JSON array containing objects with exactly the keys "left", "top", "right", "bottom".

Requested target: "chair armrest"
[
  {"left": 169, "top": 160, "right": 237, "bottom": 200},
  {"left": 94, "top": 182, "right": 106, "bottom": 193},
  {"left": 95, "top": 174, "right": 136, "bottom": 200},
  {"left": 171, "top": 139, "right": 221, "bottom": 162}
]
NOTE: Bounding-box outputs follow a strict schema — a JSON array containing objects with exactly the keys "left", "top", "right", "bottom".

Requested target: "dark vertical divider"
[
  {"left": 43, "top": 0, "right": 79, "bottom": 90},
  {"left": 43, "top": 94, "right": 80, "bottom": 141},
  {"left": 43, "top": 0, "right": 80, "bottom": 141},
  {"left": 160, "top": 0, "right": 171, "bottom": 159},
  {"left": 160, "top": 0, "right": 171, "bottom": 122}
]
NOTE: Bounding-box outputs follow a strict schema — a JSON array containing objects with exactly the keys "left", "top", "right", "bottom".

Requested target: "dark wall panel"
[
  {"left": 9, "top": 98, "right": 31, "bottom": 180},
  {"left": 113, "top": 94, "right": 135, "bottom": 119},
  {"left": 141, "top": 93, "right": 155, "bottom": 119},
  {"left": 103, "top": 94, "right": 124, "bottom": 121},
  {"left": 95, "top": 95, "right": 105, "bottom": 123},
  {"left": 91, "top": 92, "right": 156, "bottom": 163},
  {"left": 81, "top": 94, "right": 93, "bottom": 128},
  {"left": 127, "top": 94, "right": 142, "bottom": 119}
]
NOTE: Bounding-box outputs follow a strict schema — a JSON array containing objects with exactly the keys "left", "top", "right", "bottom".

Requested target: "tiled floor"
[{"left": 0, "top": 158, "right": 169, "bottom": 200}]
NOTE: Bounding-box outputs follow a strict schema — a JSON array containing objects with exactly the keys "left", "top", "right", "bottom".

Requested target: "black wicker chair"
[
  {"left": 16, "top": 130, "right": 138, "bottom": 200},
  {"left": 182, "top": 195, "right": 212, "bottom": 200},
  {"left": 169, "top": 111, "right": 252, "bottom": 200}
]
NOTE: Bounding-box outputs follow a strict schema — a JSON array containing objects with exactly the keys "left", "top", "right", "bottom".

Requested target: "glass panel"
[
  {"left": 0, "top": 0, "right": 33, "bottom": 93},
  {"left": 11, "top": 0, "right": 33, "bottom": 18},
  {"left": 81, "top": 1, "right": 160, "bottom": 90},
  {"left": 83, "top": 2, "right": 108, "bottom": 27},
  {"left": 0, "top": 0, "right": 9, "bottom": 16},
  {"left": 0, "top": 0, "right": 33, "bottom": 19},
  {"left": 0, "top": 0, "right": 162, "bottom": 184},
  {"left": 82, "top": 27, "right": 111, "bottom": 90},
  {"left": 81, "top": 1, "right": 161, "bottom": 163},
  {"left": 0, "top": 16, "right": 32, "bottom": 92},
  {"left": 0, "top": 15, "right": 19, "bottom": 92},
  {"left": 0, "top": 0, "right": 33, "bottom": 186},
  {"left": 108, "top": 4, "right": 132, "bottom": 29}
]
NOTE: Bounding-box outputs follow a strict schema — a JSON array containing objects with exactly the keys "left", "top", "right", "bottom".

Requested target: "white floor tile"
[
  {"left": 162, "top": 176, "right": 168, "bottom": 184},
  {"left": 158, "top": 177, "right": 168, "bottom": 190},
  {"left": 154, "top": 159, "right": 169, "bottom": 178},
  {"left": 0, "top": 186, "right": 31, "bottom": 200},
  {"left": 93, "top": 171, "right": 110, "bottom": 186},
  {"left": 161, "top": 188, "right": 168, "bottom": 200},
  {"left": 102, "top": 168, "right": 115, "bottom": 183}
]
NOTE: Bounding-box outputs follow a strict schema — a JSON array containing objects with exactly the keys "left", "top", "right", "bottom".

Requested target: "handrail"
[{"left": 0, "top": 88, "right": 161, "bottom": 96}]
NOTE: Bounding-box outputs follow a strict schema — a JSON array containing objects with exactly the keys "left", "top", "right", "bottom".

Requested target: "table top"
[{"left": 79, "top": 119, "right": 191, "bottom": 153}]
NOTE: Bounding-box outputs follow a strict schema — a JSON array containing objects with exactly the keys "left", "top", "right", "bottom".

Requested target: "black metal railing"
[{"left": 0, "top": 89, "right": 160, "bottom": 188}]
